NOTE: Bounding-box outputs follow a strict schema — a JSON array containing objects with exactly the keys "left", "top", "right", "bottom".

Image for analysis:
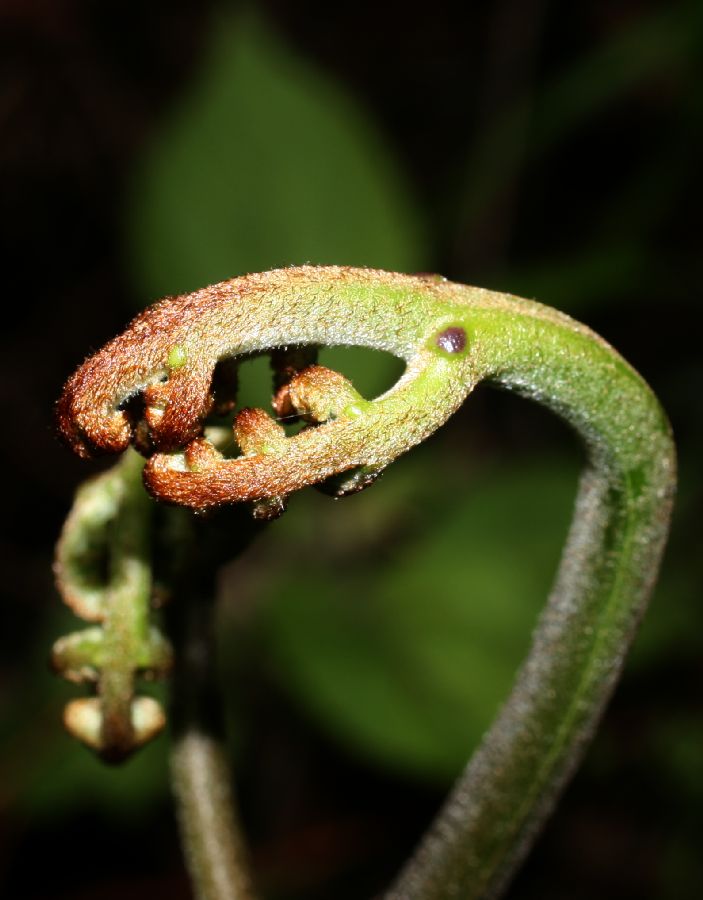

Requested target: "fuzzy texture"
[
  {"left": 56, "top": 265, "right": 675, "bottom": 897},
  {"left": 53, "top": 450, "right": 171, "bottom": 759},
  {"left": 56, "top": 265, "right": 603, "bottom": 511}
]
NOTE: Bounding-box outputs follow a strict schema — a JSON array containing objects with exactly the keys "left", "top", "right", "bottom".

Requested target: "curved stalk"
[
  {"left": 55, "top": 267, "right": 675, "bottom": 898},
  {"left": 386, "top": 309, "right": 675, "bottom": 898}
]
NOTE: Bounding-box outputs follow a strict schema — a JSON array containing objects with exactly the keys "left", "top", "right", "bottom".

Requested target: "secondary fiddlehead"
[
  {"left": 55, "top": 265, "right": 675, "bottom": 898},
  {"left": 53, "top": 448, "right": 172, "bottom": 761}
]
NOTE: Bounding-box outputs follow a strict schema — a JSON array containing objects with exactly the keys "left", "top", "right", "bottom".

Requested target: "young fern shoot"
[{"left": 54, "top": 266, "right": 675, "bottom": 899}]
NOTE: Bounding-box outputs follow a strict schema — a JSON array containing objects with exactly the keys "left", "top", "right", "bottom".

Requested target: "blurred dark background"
[{"left": 1, "top": 1, "right": 701, "bottom": 898}]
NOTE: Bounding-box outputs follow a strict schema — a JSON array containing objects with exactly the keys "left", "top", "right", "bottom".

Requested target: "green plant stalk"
[
  {"left": 99, "top": 451, "right": 154, "bottom": 752},
  {"left": 171, "top": 730, "right": 255, "bottom": 900},
  {"left": 386, "top": 310, "right": 674, "bottom": 898},
  {"left": 169, "top": 579, "right": 256, "bottom": 900},
  {"left": 55, "top": 268, "right": 675, "bottom": 897},
  {"left": 164, "top": 288, "right": 673, "bottom": 898},
  {"left": 163, "top": 508, "right": 263, "bottom": 900}
]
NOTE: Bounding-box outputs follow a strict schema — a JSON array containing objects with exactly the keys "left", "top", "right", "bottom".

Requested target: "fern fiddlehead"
[
  {"left": 55, "top": 266, "right": 675, "bottom": 898},
  {"left": 53, "top": 448, "right": 171, "bottom": 760}
]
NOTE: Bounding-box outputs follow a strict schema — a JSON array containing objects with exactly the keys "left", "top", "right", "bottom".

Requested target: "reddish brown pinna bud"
[
  {"left": 275, "top": 365, "right": 363, "bottom": 423},
  {"left": 233, "top": 409, "right": 288, "bottom": 519},
  {"left": 55, "top": 374, "right": 133, "bottom": 459},
  {"left": 185, "top": 437, "right": 223, "bottom": 472},
  {"left": 271, "top": 383, "right": 296, "bottom": 420},
  {"left": 234, "top": 408, "right": 287, "bottom": 456}
]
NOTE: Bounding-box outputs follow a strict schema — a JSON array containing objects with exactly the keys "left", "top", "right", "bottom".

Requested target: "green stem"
[
  {"left": 56, "top": 267, "right": 675, "bottom": 897},
  {"left": 99, "top": 450, "right": 154, "bottom": 756},
  {"left": 172, "top": 729, "right": 255, "bottom": 900},
  {"left": 166, "top": 513, "right": 260, "bottom": 900},
  {"left": 386, "top": 310, "right": 675, "bottom": 899}
]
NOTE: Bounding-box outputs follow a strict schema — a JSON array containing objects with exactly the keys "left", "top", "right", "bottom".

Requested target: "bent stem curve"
[
  {"left": 386, "top": 308, "right": 675, "bottom": 899},
  {"left": 54, "top": 267, "right": 675, "bottom": 899}
]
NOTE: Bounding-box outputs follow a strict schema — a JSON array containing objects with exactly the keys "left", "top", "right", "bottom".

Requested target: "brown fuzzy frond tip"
[{"left": 55, "top": 274, "right": 387, "bottom": 509}]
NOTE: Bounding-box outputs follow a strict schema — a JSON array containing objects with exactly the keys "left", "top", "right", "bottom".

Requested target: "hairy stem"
[
  {"left": 386, "top": 312, "right": 675, "bottom": 898},
  {"left": 167, "top": 519, "right": 259, "bottom": 900},
  {"left": 55, "top": 267, "right": 675, "bottom": 898},
  {"left": 172, "top": 729, "right": 254, "bottom": 900}
]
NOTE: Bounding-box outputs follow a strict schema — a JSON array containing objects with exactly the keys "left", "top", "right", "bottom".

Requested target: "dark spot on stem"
[{"left": 436, "top": 326, "right": 467, "bottom": 354}]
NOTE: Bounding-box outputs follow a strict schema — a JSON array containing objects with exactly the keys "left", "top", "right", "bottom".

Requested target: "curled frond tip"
[{"left": 56, "top": 266, "right": 481, "bottom": 511}]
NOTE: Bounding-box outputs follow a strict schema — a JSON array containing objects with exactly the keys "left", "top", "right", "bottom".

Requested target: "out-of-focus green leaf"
[
  {"left": 502, "top": 242, "right": 647, "bottom": 313},
  {"left": 125, "top": 10, "right": 425, "bottom": 305},
  {"left": 258, "top": 455, "right": 578, "bottom": 780},
  {"left": 660, "top": 835, "right": 703, "bottom": 899},
  {"left": 651, "top": 714, "right": 703, "bottom": 802},
  {"left": 455, "top": 2, "right": 702, "bottom": 250},
  {"left": 499, "top": 110, "right": 699, "bottom": 314},
  {"left": 528, "top": 4, "right": 700, "bottom": 150}
]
